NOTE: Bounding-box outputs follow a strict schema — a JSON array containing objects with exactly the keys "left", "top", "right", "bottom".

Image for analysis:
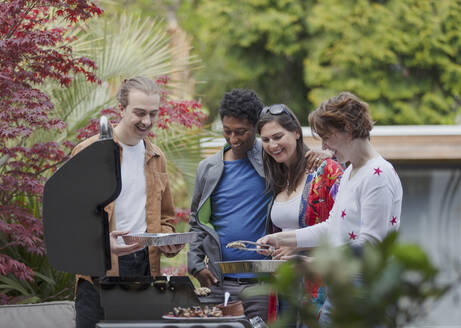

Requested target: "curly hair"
[
  {"left": 309, "top": 92, "right": 374, "bottom": 139},
  {"left": 219, "top": 89, "right": 264, "bottom": 126}
]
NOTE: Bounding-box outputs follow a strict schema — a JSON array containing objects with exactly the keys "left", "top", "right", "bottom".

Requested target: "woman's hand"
[
  {"left": 257, "top": 233, "right": 283, "bottom": 256},
  {"left": 271, "top": 246, "right": 295, "bottom": 260},
  {"left": 110, "top": 230, "right": 144, "bottom": 256},
  {"left": 257, "top": 231, "right": 298, "bottom": 256},
  {"left": 257, "top": 234, "right": 281, "bottom": 252},
  {"left": 305, "top": 150, "right": 332, "bottom": 173}
]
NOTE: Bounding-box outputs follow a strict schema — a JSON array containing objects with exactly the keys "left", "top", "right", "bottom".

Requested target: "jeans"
[
  {"left": 318, "top": 295, "right": 333, "bottom": 327},
  {"left": 118, "top": 247, "right": 150, "bottom": 277},
  {"left": 75, "top": 248, "right": 150, "bottom": 328}
]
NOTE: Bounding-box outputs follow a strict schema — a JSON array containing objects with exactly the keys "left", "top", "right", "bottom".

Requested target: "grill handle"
[{"left": 99, "top": 115, "right": 113, "bottom": 140}]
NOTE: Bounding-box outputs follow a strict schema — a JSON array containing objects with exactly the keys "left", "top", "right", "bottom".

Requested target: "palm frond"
[
  {"left": 0, "top": 275, "right": 32, "bottom": 296},
  {"left": 33, "top": 12, "right": 199, "bottom": 144},
  {"left": 153, "top": 126, "right": 218, "bottom": 202}
]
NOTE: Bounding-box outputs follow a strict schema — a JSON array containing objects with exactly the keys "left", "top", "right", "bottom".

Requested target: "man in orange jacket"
[{"left": 72, "top": 77, "right": 183, "bottom": 328}]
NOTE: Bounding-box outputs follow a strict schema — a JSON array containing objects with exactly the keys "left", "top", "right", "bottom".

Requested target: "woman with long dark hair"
[{"left": 257, "top": 104, "right": 343, "bottom": 319}]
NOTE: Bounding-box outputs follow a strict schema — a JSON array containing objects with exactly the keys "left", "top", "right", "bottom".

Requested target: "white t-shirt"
[
  {"left": 115, "top": 140, "right": 147, "bottom": 244},
  {"left": 271, "top": 192, "right": 303, "bottom": 231},
  {"left": 296, "top": 155, "right": 402, "bottom": 247}
]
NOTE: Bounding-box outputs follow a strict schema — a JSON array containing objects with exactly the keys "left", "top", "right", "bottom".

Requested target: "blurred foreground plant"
[{"left": 261, "top": 232, "right": 453, "bottom": 328}]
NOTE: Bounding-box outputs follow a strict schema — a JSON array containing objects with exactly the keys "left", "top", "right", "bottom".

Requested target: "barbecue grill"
[{"left": 42, "top": 117, "right": 252, "bottom": 328}]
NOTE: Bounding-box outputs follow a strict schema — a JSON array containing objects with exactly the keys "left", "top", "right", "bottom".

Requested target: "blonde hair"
[{"left": 116, "top": 76, "right": 160, "bottom": 109}]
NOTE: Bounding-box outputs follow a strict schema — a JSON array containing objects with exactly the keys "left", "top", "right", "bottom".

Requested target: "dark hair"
[
  {"left": 117, "top": 76, "right": 160, "bottom": 109},
  {"left": 219, "top": 89, "right": 264, "bottom": 126},
  {"left": 257, "top": 105, "right": 309, "bottom": 195},
  {"left": 309, "top": 91, "right": 374, "bottom": 139}
]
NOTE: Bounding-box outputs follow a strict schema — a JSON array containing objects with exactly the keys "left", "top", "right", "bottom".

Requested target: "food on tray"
[
  {"left": 168, "top": 305, "right": 223, "bottom": 318},
  {"left": 194, "top": 287, "right": 211, "bottom": 296},
  {"left": 225, "top": 241, "right": 246, "bottom": 249}
]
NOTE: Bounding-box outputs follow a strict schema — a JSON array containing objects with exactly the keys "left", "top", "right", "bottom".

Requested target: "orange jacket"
[{"left": 72, "top": 134, "right": 176, "bottom": 288}]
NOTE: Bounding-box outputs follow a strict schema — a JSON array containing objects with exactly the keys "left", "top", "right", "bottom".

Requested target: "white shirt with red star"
[{"left": 296, "top": 155, "right": 402, "bottom": 247}]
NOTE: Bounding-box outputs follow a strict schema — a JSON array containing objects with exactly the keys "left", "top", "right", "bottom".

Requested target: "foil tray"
[
  {"left": 216, "top": 260, "right": 286, "bottom": 274},
  {"left": 122, "top": 232, "right": 199, "bottom": 247}
]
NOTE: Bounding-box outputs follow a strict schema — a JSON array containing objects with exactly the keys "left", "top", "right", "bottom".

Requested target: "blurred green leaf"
[
  {"left": 392, "top": 244, "right": 436, "bottom": 275},
  {"left": 268, "top": 232, "right": 453, "bottom": 327}
]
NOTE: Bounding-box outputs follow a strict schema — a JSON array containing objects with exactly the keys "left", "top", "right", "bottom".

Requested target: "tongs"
[{"left": 226, "top": 240, "right": 274, "bottom": 252}]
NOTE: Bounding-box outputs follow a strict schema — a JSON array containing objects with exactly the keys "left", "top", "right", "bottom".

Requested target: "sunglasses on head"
[{"left": 260, "top": 104, "right": 293, "bottom": 118}]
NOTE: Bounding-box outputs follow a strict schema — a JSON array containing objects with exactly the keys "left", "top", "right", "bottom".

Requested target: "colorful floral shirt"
[
  {"left": 267, "top": 158, "right": 343, "bottom": 315},
  {"left": 300, "top": 158, "right": 343, "bottom": 312}
]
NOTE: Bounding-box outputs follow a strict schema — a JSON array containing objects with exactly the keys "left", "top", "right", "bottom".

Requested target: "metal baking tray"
[
  {"left": 122, "top": 232, "right": 199, "bottom": 247},
  {"left": 216, "top": 260, "right": 286, "bottom": 274}
]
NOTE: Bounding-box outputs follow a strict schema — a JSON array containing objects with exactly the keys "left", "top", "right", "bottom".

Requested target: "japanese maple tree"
[
  {"left": 0, "top": 0, "right": 102, "bottom": 304},
  {"left": 0, "top": 1, "right": 206, "bottom": 304}
]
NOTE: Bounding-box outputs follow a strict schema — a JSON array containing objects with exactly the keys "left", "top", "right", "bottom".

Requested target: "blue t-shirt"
[{"left": 211, "top": 157, "right": 271, "bottom": 278}]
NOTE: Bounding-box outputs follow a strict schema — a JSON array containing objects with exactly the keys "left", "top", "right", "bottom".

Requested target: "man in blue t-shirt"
[{"left": 188, "top": 89, "right": 271, "bottom": 321}]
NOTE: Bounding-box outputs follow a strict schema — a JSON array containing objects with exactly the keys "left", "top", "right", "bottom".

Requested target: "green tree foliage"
[
  {"left": 181, "top": 0, "right": 461, "bottom": 125},
  {"left": 305, "top": 0, "right": 461, "bottom": 124},
  {"left": 180, "top": 0, "right": 311, "bottom": 122}
]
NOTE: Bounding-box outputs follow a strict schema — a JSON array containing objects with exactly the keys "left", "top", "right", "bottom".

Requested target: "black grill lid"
[{"left": 43, "top": 118, "right": 121, "bottom": 275}]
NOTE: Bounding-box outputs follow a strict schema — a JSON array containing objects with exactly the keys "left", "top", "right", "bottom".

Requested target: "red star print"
[
  {"left": 341, "top": 210, "right": 346, "bottom": 219},
  {"left": 348, "top": 231, "right": 357, "bottom": 240},
  {"left": 374, "top": 167, "right": 383, "bottom": 176},
  {"left": 390, "top": 216, "right": 397, "bottom": 225}
]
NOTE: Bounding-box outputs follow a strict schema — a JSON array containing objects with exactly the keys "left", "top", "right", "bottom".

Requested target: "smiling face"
[
  {"left": 260, "top": 120, "right": 300, "bottom": 166},
  {"left": 320, "top": 128, "right": 352, "bottom": 164},
  {"left": 117, "top": 89, "right": 160, "bottom": 145},
  {"left": 222, "top": 116, "right": 256, "bottom": 160}
]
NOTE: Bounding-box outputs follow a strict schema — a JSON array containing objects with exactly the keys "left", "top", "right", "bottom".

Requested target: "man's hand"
[
  {"left": 195, "top": 268, "right": 218, "bottom": 287},
  {"left": 305, "top": 150, "right": 332, "bottom": 173},
  {"left": 159, "top": 244, "right": 185, "bottom": 258},
  {"left": 110, "top": 230, "right": 144, "bottom": 256}
]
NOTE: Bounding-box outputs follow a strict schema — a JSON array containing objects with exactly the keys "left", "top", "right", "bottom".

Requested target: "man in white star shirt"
[{"left": 257, "top": 92, "right": 402, "bottom": 326}]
